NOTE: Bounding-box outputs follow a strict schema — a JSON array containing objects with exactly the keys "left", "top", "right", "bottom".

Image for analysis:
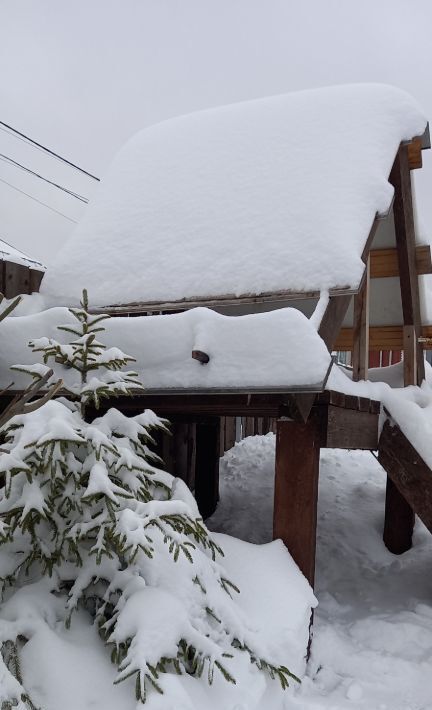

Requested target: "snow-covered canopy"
[
  {"left": 41, "top": 84, "right": 427, "bottom": 307},
  {"left": 0, "top": 306, "right": 332, "bottom": 392},
  {"left": 0, "top": 238, "right": 45, "bottom": 270}
]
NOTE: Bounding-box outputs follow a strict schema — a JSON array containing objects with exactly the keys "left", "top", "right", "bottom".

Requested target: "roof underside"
[{"left": 41, "top": 83, "right": 427, "bottom": 307}]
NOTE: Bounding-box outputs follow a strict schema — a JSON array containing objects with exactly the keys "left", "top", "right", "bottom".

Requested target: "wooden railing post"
[
  {"left": 352, "top": 257, "right": 370, "bottom": 381},
  {"left": 273, "top": 417, "right": 320, "bottom": 586}
]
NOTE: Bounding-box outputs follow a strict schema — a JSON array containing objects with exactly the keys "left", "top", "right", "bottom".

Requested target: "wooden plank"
[
  {"left": 295, "top": 294, "right": 353, "bottom": 422},
  {"left": 273, "top": 418, "right": 320, "bottom": 586},
  {"left": 88, "top": 392, "right": 309, "bottom": 418},
  {"left": 390, "top": 144, "right": 425, "bottom": 384},
  {"left": 244, "top": 417, "right": 255, "bottom": 438},
  {"left": 161, "top": 428, "right": 175, "bottom": 476},
  {"left": 378, "top": 419, "right": 432, "bottom": 534},
  {"left": 369, "top": 245, "right": 432, "bottom": 278},
  {"left": 318, "top": 294, "right": 353, "bottom": 350},
  {"left": 383, "top": 477, "right": 415, "bottom": 554},
  {"left": 173, "top": 422, "right": 190, "bottom": 483},
  {"left": 352, "top": 256, "right": 370, "bottom": 381},
  {"left": 221, "top": 417, "right": 236, "bottom": 456},
  {"left": 29, "top": 269, "right": 44, "bottom": 294},
  {"left": 219, "top": 417, "right": 226, "bottom": 457},
  {"left": 323, "top": 406, "right": 379, "bottom": 449},
  {"left": 97, "top": 285, "right": 358, "bottom": 316},
  {"left": 407, "top": 137, "right": 423, "bottom": 170},
  {"left": 335, "top": 324, "right": 432, "bottom": 351},
  {"left": 3, "top": 262, "right": 31, "bottom": 298},
  {"left": 194, "top": 418, "right": 220, "bottom": 519},
  {"left": 186, "top": 422, "right": 196, "bottom": 490},
  {"left": 403, "top": 324, "right": 417, "bottom": 386}
]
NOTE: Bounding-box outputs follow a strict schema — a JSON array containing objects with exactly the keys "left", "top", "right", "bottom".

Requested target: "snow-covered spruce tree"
[{"left": 0, "top": 291, "right": 298, "bottom": 705}]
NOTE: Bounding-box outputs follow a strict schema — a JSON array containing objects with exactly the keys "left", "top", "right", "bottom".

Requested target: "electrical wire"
[
  {"left": 0, "top": 154, "right": 89, "bottom": 203},
  {"left": 0, "top": 120, "right": 100, "bottom": 181},
  {"left": 0, "top": 177, "right": 78, "bottom": 223}
]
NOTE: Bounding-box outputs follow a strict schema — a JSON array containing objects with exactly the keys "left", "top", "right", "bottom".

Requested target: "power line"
[
  {"left": 0, "top": 120, "right": 100, "bottom": 182},
  {"left": 0, "top": 153, "right": 89, "bottom": 203},
  {"left": 0, "top": 177, "right": 78, "bottom": 223}
]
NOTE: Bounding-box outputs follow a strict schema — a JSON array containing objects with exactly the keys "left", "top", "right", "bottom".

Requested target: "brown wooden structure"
[
  {"left": 29, "top": 113, "right": 432, "bottom": 600},
  {"left": 0, "top": 255, "right": 44, "bottom": 299},
  {"left": 66, "top": 131, "right": 431, "bottom": 595}
]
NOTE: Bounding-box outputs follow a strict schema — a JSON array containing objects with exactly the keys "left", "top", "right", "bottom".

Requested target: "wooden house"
[
  {"left": 0, "top": 238, "right": 44, "bottom": 299},
  {"left": 39, "top": 83, "right": 432, "bottom": 590}
]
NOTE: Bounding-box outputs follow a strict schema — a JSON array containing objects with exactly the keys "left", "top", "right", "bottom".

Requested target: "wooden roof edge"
[
  {"left": 416, "top": 123, "right": 429, "bottom": 150},
  {"left": 401, "top": 124, "right": 430, "bottom": 151},
  {"left": 92, "top": 286, "right": 358, "bottom": 314}
]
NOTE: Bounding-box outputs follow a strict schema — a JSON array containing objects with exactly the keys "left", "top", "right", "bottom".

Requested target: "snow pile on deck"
[
  {"left": 41, "top": 83, "right": 426, "bottom": 307},
  {"left": 0, "top": 306, "right": 331, "bottom": 391}
]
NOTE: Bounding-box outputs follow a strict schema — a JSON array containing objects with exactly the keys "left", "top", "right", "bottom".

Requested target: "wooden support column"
[
  {"left": 194, "top": 417, "right": 220, "bottom": 519},
  {"left": 383, "top": 477, "right": 415, "bottom": 554},
  {"left": 273, "top": 417, "right": 320, "bottom": 586},
  {"left": 390, "top": 144, "right": 425, "bottom": 384},
  {"left": 382, "top": 144, "right": 424, "bottom": 552},
  {"left": 352, "top": 257, "right": 370, "bottom": 381}
]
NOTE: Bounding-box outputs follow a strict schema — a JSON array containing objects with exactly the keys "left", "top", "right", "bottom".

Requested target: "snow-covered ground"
[{"left": 209, "top": 435, "right": 432, "bottom": 710}]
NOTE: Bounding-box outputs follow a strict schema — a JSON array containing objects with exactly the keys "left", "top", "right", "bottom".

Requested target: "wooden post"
[
  {"left": 273, "top": 417, "right": 320, "bottom": 586},
  {"left": 195, "top": 417, "right": 220, "bottom": 519},
  {"left": 383, "top": 477, "right": 415, "bottom": 554},
  {"left": 390, "top": 144, "right": 425, "bottom": 384},
  {"left": 403, "top": 324, "right": 417, "bottom": 387},
  {"left": 352, "top": 257, "right": 370, "bottom": 381},
  {"left": 382, "top": 144, "right": 424, "bottom": 551},
  {"left": 224, "top": 417, "right": 237, "bottom": 451}
]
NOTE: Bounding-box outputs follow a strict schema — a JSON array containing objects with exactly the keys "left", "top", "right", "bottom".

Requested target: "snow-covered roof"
[
  {"left": 0, "top": 238, "right": 45, "bottom": 270},
  {"left": 0, "top": 306, "right": 332, "bottom": 392},
  {"left": 41, "top": 84, "right": 427, "bottom": 307}
]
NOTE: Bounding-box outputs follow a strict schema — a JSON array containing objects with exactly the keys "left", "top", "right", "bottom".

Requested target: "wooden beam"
[
  {"left": 273, "top": 418, "right": 320, "bottom": 586},
  {"left": 294, "top": 294, "right": 352, "bottom": 422},
  {"left": 378, "top": 419, "right": 432, "bottom": 535},
  {"left": 390, "top": 144, "right": 425, "bottom": 384},
  {"left": 319, "top": 406, "right": 379, "bottom": 449},
  {"left": 2, "top": 261, "right": 31, "bottom": 298},
  {"left": 96, "top": 287, "right": 358, "bottom": 315},
  {"left": 29, "top": 269, "right": 44, "bottom": 294},
  {"left": 352, "top": 256, "right": 369, "bottom": 381},
  {"left": 369, "top": 245, "right": 432, "bottom": 279},
  {"left": 407, "top": 137, "right": 423, "bottom": 170},
  {"left": 403, "top": 324, "right": 417, "bottom": 386}
]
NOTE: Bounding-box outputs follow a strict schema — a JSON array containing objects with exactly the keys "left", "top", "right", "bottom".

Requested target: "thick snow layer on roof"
[
  {"left": 0, "top": 306, "right": 331, "bottom": 391},
  {"left": 0, "top": 238, "right": 45, "bottom": 270},
  {"left": 41, "top": 84, "right": 427, "bottom": 307}
]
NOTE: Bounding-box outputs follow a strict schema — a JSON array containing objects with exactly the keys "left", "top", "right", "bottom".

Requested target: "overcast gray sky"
[{"left": 0, "top": 0, "right": 431, "bottom": 265}]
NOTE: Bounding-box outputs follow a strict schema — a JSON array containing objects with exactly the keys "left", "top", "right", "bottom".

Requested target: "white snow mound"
[{"left": 41, "top": 83, "right": 427, "bottom": 306}]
